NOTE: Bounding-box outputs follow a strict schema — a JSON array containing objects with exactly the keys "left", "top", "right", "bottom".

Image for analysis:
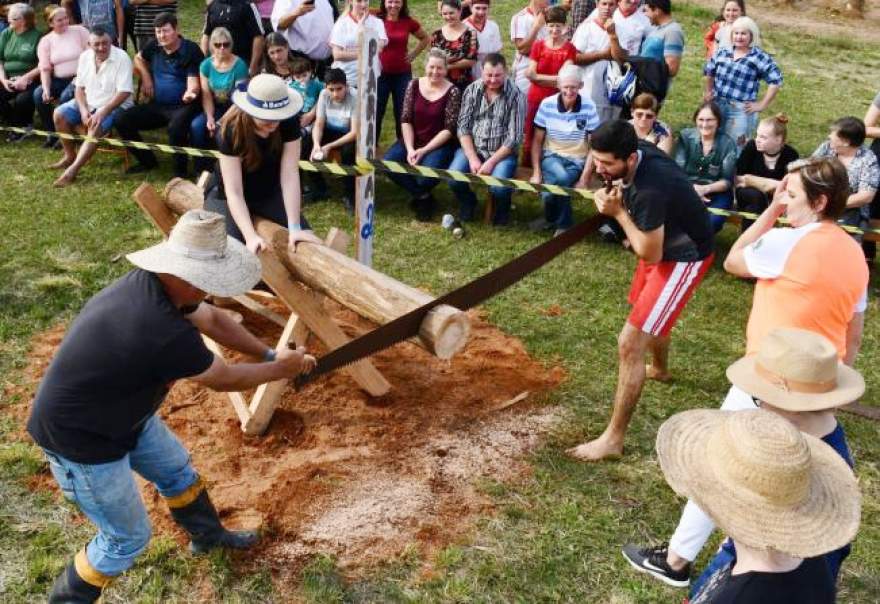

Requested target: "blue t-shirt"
[
  {"left": 199, "top": 56, "right": 248, "bottom": 105},
  {"left": 140, "top": 38, "right": 204, "bottom": 106},
  {"left": 639, "top": 20, "right": 685, "bottom": 62},
  {"left": 290, "top": 78, "right": 324, "bottom": 114}
]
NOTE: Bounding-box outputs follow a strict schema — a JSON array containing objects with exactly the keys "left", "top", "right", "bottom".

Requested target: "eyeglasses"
[{"left": 213, "top": 41, "right": 231, "bottom": 49}]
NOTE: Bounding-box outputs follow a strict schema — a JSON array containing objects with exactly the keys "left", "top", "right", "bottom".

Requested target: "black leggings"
[{"left": 204, "top": 185, "right": 310, "bottom": 243}]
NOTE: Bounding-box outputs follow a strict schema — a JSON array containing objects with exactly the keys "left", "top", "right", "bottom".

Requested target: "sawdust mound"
[{"left": 12, "top": 298, "right": 564, "bottom": 580}]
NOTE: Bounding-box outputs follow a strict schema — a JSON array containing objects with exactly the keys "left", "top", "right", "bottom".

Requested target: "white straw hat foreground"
[
  {"left": 232, "top": 74, "right": 304, "bottom": 121},
  {"left": 656, "top": 409, "right": 860, "bottom": 558},
  {"left": 126, "top": 210, "right": 261, "bottom": 297},
  {"left": 726, "top": 328, "right": 864, "bottom": 411}
]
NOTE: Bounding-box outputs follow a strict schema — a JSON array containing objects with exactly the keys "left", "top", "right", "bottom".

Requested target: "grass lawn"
[{"left": 1, "top": 0, "right": 879, "bottom": 601}]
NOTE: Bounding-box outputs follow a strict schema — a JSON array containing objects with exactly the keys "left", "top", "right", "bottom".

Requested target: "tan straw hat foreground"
[
  {"left": 657, "top": 409, "right": 860, "bottom": 558},
  {"left": 232, "top": 74, "right": 304, "bottom": 121},
  {"left": 126, "top": 210, "right": 261, "bottom": 297},
  {"left": 726, "top": 328, "right": 864, "bottom": 411}
]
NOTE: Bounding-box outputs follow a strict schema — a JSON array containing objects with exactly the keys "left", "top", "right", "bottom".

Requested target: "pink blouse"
[{"left": 37, "top": 25, "right": 90, "bottom": 79}]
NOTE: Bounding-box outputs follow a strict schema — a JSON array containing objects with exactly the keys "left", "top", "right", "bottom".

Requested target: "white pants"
[{"left": 668, "top": 385, "right": 757, "bottom": 561}]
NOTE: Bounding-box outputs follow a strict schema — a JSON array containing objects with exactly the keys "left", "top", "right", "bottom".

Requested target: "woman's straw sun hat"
[{"left": 232, "top": 74, "right": 303, "bottom": 121}]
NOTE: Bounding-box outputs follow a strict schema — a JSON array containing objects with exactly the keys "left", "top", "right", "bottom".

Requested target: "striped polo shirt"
[{"left": 533, "top": 91, "right": 600, "bottom": 160}]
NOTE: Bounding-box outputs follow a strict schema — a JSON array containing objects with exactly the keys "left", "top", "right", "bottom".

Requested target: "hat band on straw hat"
[
  {"left": 754, "top": 363, "right": 836, "bottom": 394},
  {"left": 168, "top": 241, "right": 226, "bottom": 261},
  {"left": 246, "top": 93, "right": 291, "bottom": 111}
]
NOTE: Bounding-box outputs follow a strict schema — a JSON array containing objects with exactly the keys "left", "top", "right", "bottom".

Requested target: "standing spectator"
[
  {"left": 510, "top": 0, "right": 547, "bottom": 95},
  {"left": 201, "top": 0, "right": 265, "bottom": 76},
  {"left": 78, "top": 0, "right": 124, "bottom": 46},
  {"left": 704, "top": 16, "right": 782, "bottom": 151},
  {"left": 629, "top": 92, "right": 673, "bottom": 154},
  {"left": 449, "top": 53, "right": 525, "bottom": 225},
  {"left": 191, "top": 27, "right": 249, "bottom": 174},
  {"left": 528, "top": 64, "right": 599, "bottom": 236},
  {"left": 0, "top": 3, "right": 40, "bottom": 140},
  {"left": 130, "top": 0, "right": 177, "bottom": 51},
  {"left": 610, "top": 0, "right": 652, "bottom": 57},
  {"left": 862, "top": 91, "right": 880, "bottom": 263},
  {"left": 523, "top": 5, "right": 575, "bottom": 167},
  {"left": 383, "top": 49, "right": 461, "bottom": 220},
  {"left": 271, "top": 0, "right": 335, "bottom": 79},
  {"left": 675, "top": 101, "right": 737, "bottom": 233},
  {"left": 569, "top": 0, "right": 593, "bottom": 31},
  {"left": 609, "top": 0, "right": 684, "bottom": 79},
  {"left": 254, "top": 0, "right": 275, "bottom": 32},
  {"left": 309, "top": 67, "right": 358, "bottom": 211},
  {"left": 376, "top": 0, "right": 428, "bottom": 141},
  {"left": 261, "top": 31, "right": 295, "bottom": 81},
  {"left": 34, "top": 6, "right": 88, "bottom": 147},
  {"left": 51, "top": 26, "right": 133, "bottom": 186},
  {"left": 703, "top": 0, "right": 743, "bottom": 58},
  {"left": 115, "top": 12, "right": 204, "bottom": 176},
  {"left": 812, "top": 116, "right": 880, "bottom": 247},
  {"left": 329, "top": 0, "right": 387, "bottom": 88},
  {"left": 735, "top": 113, "right": 798, "bottom": 231},
  {"left": 430, "top": 0, "right": 477, "bottom": 92},
  {"left": 464, "top": 0, "right": 501, "bottom": 80},
  {"left": 572, "top": 0, "right": 615, "bottom": 123}
]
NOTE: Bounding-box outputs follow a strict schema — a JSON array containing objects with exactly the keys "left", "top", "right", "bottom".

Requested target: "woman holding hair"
[
  {"left": 430, "top": 0, "right": 477, "bottom": 92},
  {"left": 376, "top": 0, "right": 428, "bottom": 141},
  {"left": 0, "top": 3, "right": 41, "bottom": 141},
  {"left": 702, "top": 0, "right": 744, "bottom": 58},
  {"left": 329, "top": 0, "right": 388, "bottom": 88},
  {"left": 675, "top": 100, "right": 738, "bottom": 233},
  {"left": 703, "top": 16, "right": 782, "bottom": 151},
  {"left": 192, "top": 27, "right": 249, "bottom": 173},
  {"left": 204, "top": 74, "right": 322, "bottom": 254},
  {"left": 383, "top": 48, "right": 461, "bottom": 220},
  {"left": 629, "top": 92, "right": 673, "bottom": 155}
]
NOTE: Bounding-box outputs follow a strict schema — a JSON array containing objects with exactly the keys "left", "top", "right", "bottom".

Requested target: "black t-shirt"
[
  {"left": 736, "top": 140, "right": 799, "bottom": 181},
  {"left": 623, "top": 142, "right": 715, "bottom": 262},
  {"left": 710, "top": 556, "right": 835, "bottom": 604},
  {"left": 27, "top": 270, "right": 214, "bottom": 464},
  {"left": 202, "top": 0, "right": 264, "bottom": 65},
  {"left": 140, "top": 38, "right": 204, "bottom": 106},
  {"left": 214, "top": 117, "right": 301, "bottom": 205}
]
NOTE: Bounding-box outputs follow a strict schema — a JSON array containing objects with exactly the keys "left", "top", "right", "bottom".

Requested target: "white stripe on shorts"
[{"left": 642, "top": 259, "right": 704, "bottom": 336}]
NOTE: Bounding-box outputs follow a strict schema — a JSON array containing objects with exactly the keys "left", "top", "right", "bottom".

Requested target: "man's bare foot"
[
  {"left": 646, "top": 364, "right": 672, "bottom": 382},
  {"left": 566, "top": 437, "right": 623, "bottom": 461},
  {"left": 53, "top": 170, "right": 76, "bottom": 187},
  {"left": 50, "top": 156, "right": 74, "bottom": 169}
]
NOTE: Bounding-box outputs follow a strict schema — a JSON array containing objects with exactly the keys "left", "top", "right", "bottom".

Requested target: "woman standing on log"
[{"left": 204, "top": 74, "right": 323, "bottom": 254}]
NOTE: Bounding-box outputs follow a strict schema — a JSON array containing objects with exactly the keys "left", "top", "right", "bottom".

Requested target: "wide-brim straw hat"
[
  {"left": 232, "top": 73, "right": 303, "bottom": 121},
  {"left": 727, "top": 327, "right": 864, "bottom": 411},
  {"left": 656, "top": 408, "right": 860, "bottom": 558},
  {"left": 126, "top": 210, "right": 261, "bottom": 297}
]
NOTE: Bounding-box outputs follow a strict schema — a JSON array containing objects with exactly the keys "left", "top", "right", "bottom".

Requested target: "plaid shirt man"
[
  {"left": 457, "top": 78, "right": 526, "bottom": 160},
  {"left": 704, "top": 47, "right": 783, "bottom": 103}
]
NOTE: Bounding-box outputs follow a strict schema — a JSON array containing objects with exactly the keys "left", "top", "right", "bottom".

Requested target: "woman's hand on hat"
[
  {"left": 276, "top": 346, "right": 317, "bottom": 376},
  {"left": 288, "top": 229, "right": 323, "bottom": 250},
  {"left": 245, "top": 234, "right": 268, "bottom": 255}
]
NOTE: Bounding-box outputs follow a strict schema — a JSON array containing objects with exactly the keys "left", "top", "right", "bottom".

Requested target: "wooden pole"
[{"left": 354, "top": 28, "right": 379, "bottom": 266}]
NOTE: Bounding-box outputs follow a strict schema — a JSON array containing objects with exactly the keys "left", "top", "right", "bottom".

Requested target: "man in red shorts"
[{"left": 568, "top": 120, "right": 715, "bottom": 461}]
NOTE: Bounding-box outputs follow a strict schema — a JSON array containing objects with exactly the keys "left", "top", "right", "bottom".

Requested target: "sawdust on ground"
[{"left": 8, "top": 298, "right": 565, "bottom": 586}]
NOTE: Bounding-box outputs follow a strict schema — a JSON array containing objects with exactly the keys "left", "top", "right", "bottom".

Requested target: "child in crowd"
[
  {"left": 309, "top": 67, "right": 357, "bottom": 210},
  {"left": 289, "top": 55, "right": 323, "bottom": 133}
]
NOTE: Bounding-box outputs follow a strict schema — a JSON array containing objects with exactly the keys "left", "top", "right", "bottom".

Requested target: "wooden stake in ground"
[{"left": 354, "top": 28, "right": 380, "bottom": 265}]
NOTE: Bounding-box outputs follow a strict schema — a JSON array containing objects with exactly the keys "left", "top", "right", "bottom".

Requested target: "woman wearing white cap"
[{"left": 205, "top": 73, "right": 323, "bottom": 254}]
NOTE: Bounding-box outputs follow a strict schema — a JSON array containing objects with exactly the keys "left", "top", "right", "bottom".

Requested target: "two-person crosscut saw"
[{"left": 294, "top": 213, "right": 604, "bottom": 388}]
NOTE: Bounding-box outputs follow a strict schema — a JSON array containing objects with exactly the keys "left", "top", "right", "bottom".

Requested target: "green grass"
[{"left": 1, "top": 0, "right": 879, "bottom": 601}]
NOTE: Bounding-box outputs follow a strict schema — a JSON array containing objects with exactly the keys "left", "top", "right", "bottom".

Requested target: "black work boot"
[
  {"left": 168, "top": 488, "right": 259, "bottom": 555},
  {"left": 48, "top": 559, "right": 105, "bottom": 603}
]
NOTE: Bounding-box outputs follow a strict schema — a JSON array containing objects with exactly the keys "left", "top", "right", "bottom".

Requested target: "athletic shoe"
[{"left": 621, "top": 543, "right": 691, "bottom": 588}]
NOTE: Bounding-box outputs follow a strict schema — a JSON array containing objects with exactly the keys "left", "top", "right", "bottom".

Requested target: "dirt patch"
[{"left": 6, "top": 298, "right": 565, "bottom": 582}]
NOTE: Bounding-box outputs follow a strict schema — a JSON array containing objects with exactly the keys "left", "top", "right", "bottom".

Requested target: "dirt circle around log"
[{"left": 12, "top": 297, "right": 565, "bottom": 583}]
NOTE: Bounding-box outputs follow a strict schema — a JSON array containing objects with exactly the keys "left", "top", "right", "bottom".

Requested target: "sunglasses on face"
[{"left": 213, "top": 41, "right": 231, "bottom": 49}]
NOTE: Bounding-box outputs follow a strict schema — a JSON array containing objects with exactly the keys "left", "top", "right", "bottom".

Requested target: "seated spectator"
[
  {"left": 523, "top": 6, "right": 574, "bottom": 167},
  {"left": 609, "top": 0, "right": 684, "bottom": 80},
  {"left": 51, "top": 26, "right": 133, "bottom": 186},
  {"left": 262, "top": 31, "right": 295, "bottom": 82},
  {"left": 271, "top": 0, "right": 335, "bottom": 80},
  {"left": 430, "top": 0, "right": 477, "bottom": 92},
  {"left": 572, "top": 0, "right": 615, "bottom": 124},
  {"left": 191, "top": 27, "right": 248, "bottom": 174},
  {"left": 130, "top": 0, "right": 178, "bottom": 51},
  {"left": 704, "top": 16, "right": 782, "bottom": 151},
  {"left": 629, "top": 92, "right": 672, "bottom": 154},
  {"left": 674, "top": 101, "right": 737, "bottom": 233},
  {"left": 0, "top": 3, "right": 40, "bottom": 141},
  {"left": 289, "top": 55, "right": 323, "bottom": 135},
  {"left": 812, "top": 116, "right": 879, "bottom": 248},
  {"left": 655, "top": 406, "right": 859, "bottom": 604},
  {"left": 528, "top": 64, "right": 599, "bottom": 236},
  {"left": 863, "top": 91, "right": 880, "bottom": 262},
  {"left": 201, "top": 0, "right": 264, "bottom": 76},
  {"left": 309, "top": 67, "right": 358, "bottom": 211},
  {"left": 115, "top": 12, "right": 204, "bottom": 177},
  {"left": 377, "top": 0, "right": 428, "bottom": 141},
  {"left": 464, "top": 0, "right": 501, "bottom": 80},
  {"left": 509, "top": 0, "right": 547, "bottom": 95},
  {"left": 702, "top": 0, "right": 743, "bottom": 58},
  {"left": 609, "top": 0, "right": 652, "bottom": 57},
  {"left": 34, "top": 6, "right": 88, "bottom": 147},
  {"left": 449, "top": 53, "right": 525, "bottom": 225},
  {"left": 77, "top": 0, "right": 124, "bottom": 46},
  {"left": 382, "top": 48, "right": 461, "bottom": 221},
  {"left": 734, "top": 113, "right": 798, "bottom": 231},
  {"left": 329, "top": 0, "right": 387, "bottom": 89}
]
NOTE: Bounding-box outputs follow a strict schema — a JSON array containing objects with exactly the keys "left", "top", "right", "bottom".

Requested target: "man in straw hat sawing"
[
  {"left": 27, "top": 210, "right": 317, "bottom": 603},
  {"left": 623, "top": 328, "right": 864, "bottom": 593}
]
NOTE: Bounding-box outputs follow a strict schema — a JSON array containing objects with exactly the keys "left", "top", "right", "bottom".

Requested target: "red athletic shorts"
[{"left": 627, "top": 254, "right": 714, "bottom": 337}]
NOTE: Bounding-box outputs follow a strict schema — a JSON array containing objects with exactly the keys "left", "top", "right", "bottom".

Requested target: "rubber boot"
[
  {"left": 48, "top": 557, "right": 106, "bottom": 604},
  {"left": 168, "top": 486, "right": 259, "bottom": 555}
]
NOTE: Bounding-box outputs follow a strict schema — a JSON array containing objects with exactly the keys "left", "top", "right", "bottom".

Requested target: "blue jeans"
[
  {"left": 706, "top": 189, "right": 734, "bottom": 233},
  {"left": 448, "top": 148, "right": 518, "bottom": 224},
  {"left": 376, "top": 71, "right": 411, "bottom": 142},
  {"left": 717, "top": 97, "right": 758, "bottom": 153},
  {"left": 190, "top": 103, "right": 231, "bottom": 149},
  {"left": 33, "top": 76, "right": 74, "bottom": 132},
  {"left": 382, "top": 139, "right": 454, "bottom": 198},
  {"left": 540, "top": 153, "right": 583, "bottom": 229},
  {"left": 42, "top": 415, "right": 199, "bottom": 577}
]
